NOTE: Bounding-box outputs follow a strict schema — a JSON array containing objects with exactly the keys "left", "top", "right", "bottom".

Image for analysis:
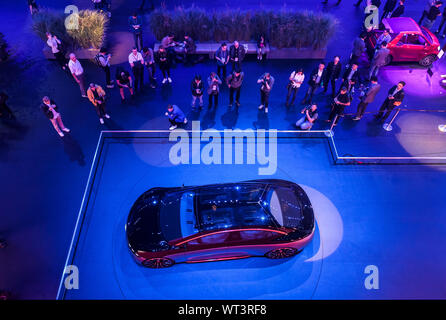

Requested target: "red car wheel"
[
  {"left": 142, "top": 257, "right": 175, "bottom": 268},
  {"left": 265, "top": 247, "right": 299, "bottom": 259}
]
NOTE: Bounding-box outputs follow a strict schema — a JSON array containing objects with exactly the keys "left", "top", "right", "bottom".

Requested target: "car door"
[
  {"left": 390, "top": 33, "right": 408, "bottom": 61},
  {"left": 402, "top": 33, "right": 430, "bottom": 61},
  {"left": 180, "top": 230, "right": 244, "bottom": 262}
]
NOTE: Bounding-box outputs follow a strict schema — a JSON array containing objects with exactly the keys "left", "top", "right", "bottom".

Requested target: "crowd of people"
[{"left": 10, "top": 0, "right": 446, "bottom": 137}]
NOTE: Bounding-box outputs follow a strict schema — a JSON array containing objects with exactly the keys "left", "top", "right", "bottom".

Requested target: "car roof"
[{"left": 383, "top": 17, "right": 421, "bottom": 34}]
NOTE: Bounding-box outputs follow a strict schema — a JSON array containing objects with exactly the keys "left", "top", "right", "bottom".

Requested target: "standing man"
[
  {"left": 142, "top": 46, "right": 156, "bottom": 88},
  {"left": 327, "top": 86, "right": 351, "bottom": 126},
  {"left": 375, "top": 29, "right": 391, "bottom": 51},
  {"left": 324, "top": 56, "right": 342, "bottom": 97},
  {"left": 381, "top": 0, "right": 397, "bottom": 21},
  {"left": 390, "top": 0, "right": 405, "bottom": 17},
  {"left": 97, "top": 47, "right": 114, "bottom": 88},
  {"left": 229, "top": 41, "right": 246, "bottom": 71},
  {"left": 286, "top": 68, "right": 305, "bottom": 107},
  {"left": 302, "top": 62, "right": 326, "bottom": 105},
  {"left": 353, "top": 76, "right": 381, "bottom": 120},
  {"left": 40, "top": 96, "right": 70, "bottom": 137},
  {"left": 375, "top": 81, "right": 405, "bottom": 122},
  {"left": 165, "top": 104, "right": 187, "bottom": 130},
  {"left": 182, "top": 34, "right": 196, "bottom": 64},
  {"left": 207, "top": 72, "right": 222, "bottom": 109},
  {"left": 87, "top": 83, "right": 110, "bottom": 124},
  {"left": 436, "top": 4, "right": 446, "bottom": 37},
  {"left": 215, "top": 42, "right": 229, "bottom": 80},
  {"left": 191, "top": 75, "right": 204, "bottom": 110},
  {"left": 128, "top": 47, "right": 144, "bottom": 93},
  {"left": 369, "top": 41, "right": 390, "bottom": 79},
  {"left": 257, "top": 73, "right": 275, "bottom": 114},
  {"left": 157, "top": 46, "right": 172, "bottom": 84},
  {"left": 342, "top": 63, "right": 359, "bottom": 90},
  {"left": 419, "top": 0, "right": 436, "bottom": 25},
  {"left": 129, "top": 11, "right": 143, "bottom": 51},
  {"left": 68, "top": 53, "right": 87, "bottom": 98},
  {"left": 350, "top": 33, "right": 366, "bottom": 66},
  {"left": 296, "top": 104, "right": 319, "bottom": 130},
  {"left": 423, "top": 1, "right": 443, "bottom": 30},
  {"left": 226, "top": 68, "right": 244, "bottom": 107}
]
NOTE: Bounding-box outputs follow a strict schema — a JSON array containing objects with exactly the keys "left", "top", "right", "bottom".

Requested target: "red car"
[
  {"left": 126, "top": 179, "right": 315, "bottom": 268},
  {"left": 368, "top": 17, "right": 440, "bottom": 66}
]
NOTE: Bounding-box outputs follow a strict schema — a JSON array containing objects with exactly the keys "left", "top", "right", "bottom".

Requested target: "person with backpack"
[{"left": 95, "top": 47, "right": 114, "bottom": 88}]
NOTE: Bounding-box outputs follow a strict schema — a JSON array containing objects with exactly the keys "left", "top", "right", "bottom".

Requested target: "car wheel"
[
  {"left": 419, "top": 54, "right": 437, "bottom": 67},
  {"left": 265, "top": 247, "right": 299, "bottom": 259},
  {"left": 384, "top": 54, "right": 393, "bottom": 66},
  {"left": 142, "top": 257, "right": 175, "bottom": 268}
]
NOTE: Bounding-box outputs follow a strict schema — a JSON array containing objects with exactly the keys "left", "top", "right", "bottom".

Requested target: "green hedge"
[
  {"left": 31, "top": 9, "right": 108, "bottom": 50},
  {"left": 149, "top": 6, "right": 338, "bottom": 49}
]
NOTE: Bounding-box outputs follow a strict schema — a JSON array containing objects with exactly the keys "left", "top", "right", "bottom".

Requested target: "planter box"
[
  {"left": 43, "top": 46, "right": 99, "bottom": 60},
  {"left": 268, "top": 47, "right": 327, "bottom": 59},
  {"left": 153, "top": 42, "right": 326, "bottom": 60}
]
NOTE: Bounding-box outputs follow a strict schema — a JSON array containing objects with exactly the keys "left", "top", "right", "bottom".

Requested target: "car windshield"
[
  {"left": 263, "top": 186, "right": 303, "bottom": 228},
  {"left": 195, "top": 184, "right": 274, "bottom": 231},
  {"left": 159, "top": 190, "right": 198, "bottom": 241}
]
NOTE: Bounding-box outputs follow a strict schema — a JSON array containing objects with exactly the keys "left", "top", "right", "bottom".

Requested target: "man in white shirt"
[
  {"left": 128, "top": 47, "right": 145, "bottom": 92},
  {"left": 46, "top": 32, "right": 66, "bottom": 70},
  {"left": 68, "top": 53, "right": 87, "bottom": 97},
  {"left": 286, "top": 68, "right": 305, "bottom": 107}
]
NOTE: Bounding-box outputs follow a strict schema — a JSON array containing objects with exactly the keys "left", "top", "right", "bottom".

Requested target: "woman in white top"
[
  {"left": 46, "top": 32, "right": 67, "bottom": 70},
  {"left": 286, "top": 68, "right": 305, "bottom": 107}
]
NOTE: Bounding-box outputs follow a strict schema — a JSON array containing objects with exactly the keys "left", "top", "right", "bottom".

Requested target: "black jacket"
[
  {"left": 391, "top": 4, "right": 404, "bottom": 18},
  {"left": 229, "top": 44, "right": 246, "bottom": 62},
  {"left": 385, "top": 85, "right": 404, "bottom": 104},
  {"left": 325, "top": 61, "right": 342, "bottom": 80},
  {"left": 342, "top": 67, "right": 360, "bottom": 84},
  {"left": 41, "top": 99, "right": 59, "bottom": 119},
  {"left": 191, "top": 79, "right": 204, "bottom": 96},
  {"left": 383, "top": 0, "right": 397, "bottom": 11},
  {"left": 308, "top": 68, "right": 327, "bottom": 87}
]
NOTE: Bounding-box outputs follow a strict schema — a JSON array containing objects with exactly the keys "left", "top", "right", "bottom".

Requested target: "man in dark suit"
[
  {"left": 353, "top": 76, "right": 381, "bottom": 120},
  {"left": 375, "top": 81, "right": 405, "bottom": 122},
  {"left": 324, "top": 56, "right": 342, "bottom": 97},
  {"left": 302, "top": 63, "right": 326, "bottom": 104},
  {"left": 342, "top": 63, "right": 360, "bottom": 88},
  {"left": 381, "top": 0, "right": 397, "bottom": 21},
  {"left": 40, "top": 96, "right": 70, "bottom": 137},
  {"left": 350, "top": 33, "right": 367, "bottom": 65},
  {"left": 391, "top": 0, "right": 405, "bottom": 17},
  {"left": 229, "top": 41, "right": 246, "bottom": 71}
]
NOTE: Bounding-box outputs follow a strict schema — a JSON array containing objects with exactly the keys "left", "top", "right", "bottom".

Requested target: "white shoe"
[
  {"left": 169, "top": 125, "right": 178, "bottom": 130},
  {"left": 265, "top": 107, "right": 268, "bottom": 113},
  {"left": 81, "top": 95, "right": 87, "bottom": 98},
  {"left": 99, "top": 118, "right": 104, "bottom": 124},
  {"left": 58, "top": 131, "right": 64, "bottom": 137},
  {"left": 168, "top": 77, "right": 172, "bottom": 83},
  {"left": 184, "top": 118, "right": 188, "bottom": 124},
  {"left": 258, "top": 105, "right": 264, "bottom": 109},
  {"left": 162, "top": 78, "right": 167, "bottom": 84},
  {"left": 104, "top": 114, "right": 110, "bottom": 119},
  {"left": 62, "top": 128, "right": 70, "bottom": 132}
]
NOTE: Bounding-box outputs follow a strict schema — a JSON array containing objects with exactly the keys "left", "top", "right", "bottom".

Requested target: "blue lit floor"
[{"left": 60, "top": 134, "right": 446, "bottom": 299}]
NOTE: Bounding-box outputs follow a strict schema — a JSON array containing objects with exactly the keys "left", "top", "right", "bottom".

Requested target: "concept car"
[{"left": 126, "top": 179, "right": 315, "bottom": 268}]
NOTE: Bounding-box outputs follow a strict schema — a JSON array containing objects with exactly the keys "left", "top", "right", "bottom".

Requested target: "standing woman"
[
  {"left": 257, "top": 35, "right": 267, "bottom": 61},
  {"left": 157, "top": 46, "right": 172, "bottom": 84},
  {"left": 46, "top": 32, "right": 67, "bottom": 70},
  {"left": 207, "top": 72, "right": 222, "bottom": 109},
  {"left": 286, "top": 68, "right": 305, "bottom": 107}
]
